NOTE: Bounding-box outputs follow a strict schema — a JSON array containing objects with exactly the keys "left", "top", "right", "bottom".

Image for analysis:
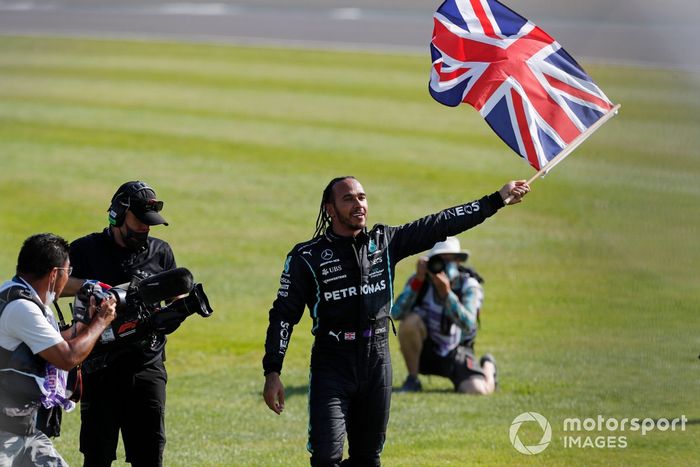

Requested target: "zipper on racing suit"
[{"left": 352, "top": 239, "right": 375, "bottom": 383}]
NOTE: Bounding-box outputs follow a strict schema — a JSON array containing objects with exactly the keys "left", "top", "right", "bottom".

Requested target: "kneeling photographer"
[
  {"left": 391, "top": 237, "right": 497, "bottom": 395},
  {"left": 63, "top": 181, "right": 212, "bottom": 467},
  {"left": 1, "top": 233, "right": 116, "bottom": 467}
]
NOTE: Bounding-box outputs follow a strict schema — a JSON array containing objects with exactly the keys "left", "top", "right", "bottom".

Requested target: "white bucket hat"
[{"left": 427, "top": 237, "right": 469, "bottom": 262}]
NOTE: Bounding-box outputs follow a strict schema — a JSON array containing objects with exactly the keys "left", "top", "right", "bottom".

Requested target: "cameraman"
[
  {"left": 1, "top": 233, "right": 116, "bottom": 466},
  {"left": 63, "top": 181, "right": 176, "bottom": 467},
  {"left": 391, "top": 237, "right": 496, "bottom": 395}
]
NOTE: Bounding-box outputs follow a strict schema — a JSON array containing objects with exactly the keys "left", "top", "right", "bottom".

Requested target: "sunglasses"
[{"left": 134, "top": 199, "right": 164, "bottom": 212}]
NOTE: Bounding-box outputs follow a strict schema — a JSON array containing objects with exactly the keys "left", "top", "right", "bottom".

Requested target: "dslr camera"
[
  {"left": 73, "top": 267, "right": 213, "bottom": 349},
  {"left": 426, "top": 255, "right": 446, "bottom": 274}
]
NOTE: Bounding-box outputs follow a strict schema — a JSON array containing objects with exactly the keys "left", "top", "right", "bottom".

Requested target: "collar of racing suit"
[{"left": 324, "top": 227, "right": 370, "bottom": 244}]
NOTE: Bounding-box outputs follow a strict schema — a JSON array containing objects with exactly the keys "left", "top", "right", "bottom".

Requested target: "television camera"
[{"left": 72, "top": 267, "right": 213, "bottom": 350}]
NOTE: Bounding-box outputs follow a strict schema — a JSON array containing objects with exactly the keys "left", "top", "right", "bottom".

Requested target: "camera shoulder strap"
[{"left": 52, "top": 301, "right": 69, "bottom": 331}]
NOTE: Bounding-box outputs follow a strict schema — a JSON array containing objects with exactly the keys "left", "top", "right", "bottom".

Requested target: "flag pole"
[{"left": 504, "top": 103, "right": 621, "bottom": 204}]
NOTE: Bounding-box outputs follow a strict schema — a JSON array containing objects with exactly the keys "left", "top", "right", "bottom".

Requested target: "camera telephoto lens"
[{"left": 427, "top": 255, "right": 445, "bottom": 274}]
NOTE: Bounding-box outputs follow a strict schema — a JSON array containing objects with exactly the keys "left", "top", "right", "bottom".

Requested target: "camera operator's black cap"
[{"left": 112, "top": 181, "right": 169, "bottom": 226}]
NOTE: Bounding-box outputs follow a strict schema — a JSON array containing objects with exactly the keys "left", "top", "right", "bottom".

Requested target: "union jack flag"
[{"left": 430, "top": 0, "right": 614, "bottom": 170}]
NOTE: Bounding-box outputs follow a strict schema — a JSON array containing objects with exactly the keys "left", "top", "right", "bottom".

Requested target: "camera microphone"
[{"left": 137, "top": 267, "right": 194, "bottom": 304}]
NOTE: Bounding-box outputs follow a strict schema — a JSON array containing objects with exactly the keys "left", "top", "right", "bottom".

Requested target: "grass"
[{"left": 0, "top": 36, "right": 698, "bottom": 466}]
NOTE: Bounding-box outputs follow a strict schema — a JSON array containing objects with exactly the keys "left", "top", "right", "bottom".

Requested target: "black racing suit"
[
  {"left": 69, "top": 228, "right": 176, "bottom": 467},
  {"left": 263, "top": 192, "right": 505, "bottom": 466}
]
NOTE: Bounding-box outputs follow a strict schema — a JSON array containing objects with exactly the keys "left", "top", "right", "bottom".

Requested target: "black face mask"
[{"left": 122, "top": 225, "right": 148, "bottom": 250}]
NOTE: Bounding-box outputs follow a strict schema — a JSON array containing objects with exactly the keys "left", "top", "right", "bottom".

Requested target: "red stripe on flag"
[
  {"left": 432, "top": 18, "right": 506, "bottom": 65},
  {"left": 471, "top": 0, "right": 500, "bottom": 39},
  {"left": 511, "top": 89, "right": 541, "bottom": 169},
  {"left": 462, "top": 65, "right": 503, "bottom": 110},
  {"left": 515, "top": 65, "right": 581, "bottom": 144},
  {"left": 433, "top": 20, "right": 582, "bottom": 144},
  {"left": 435, "top": 62, "right": 471, "bottom": 82},
  {"left": 543, "top": 73, "right": 613, "bottom": 111}
]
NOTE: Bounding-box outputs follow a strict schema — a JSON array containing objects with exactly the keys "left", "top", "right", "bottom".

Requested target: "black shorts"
[{"left": 419, "top": 339, "right": 485, "bottom": 390}]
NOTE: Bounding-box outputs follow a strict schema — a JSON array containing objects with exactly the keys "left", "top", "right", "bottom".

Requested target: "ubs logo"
[{"left": 321, "top": 249, "right": 334, "bottom": 261}]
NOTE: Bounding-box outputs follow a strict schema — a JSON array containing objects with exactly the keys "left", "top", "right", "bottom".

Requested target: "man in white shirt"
[{"left": 0, "top": 233, "right": 116, "bottom": 466}]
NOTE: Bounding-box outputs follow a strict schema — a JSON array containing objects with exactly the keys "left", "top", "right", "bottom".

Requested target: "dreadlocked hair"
[{"left": 313, "top": 176, "right": 356, "bottom": 238}]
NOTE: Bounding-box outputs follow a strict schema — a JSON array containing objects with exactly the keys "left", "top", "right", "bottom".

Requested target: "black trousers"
[
  {"left": 79, "top": 356, "right": 167, "bottom": 467},
  {"left": 307, "top": 334, "right": 392, "bottom": 467}
]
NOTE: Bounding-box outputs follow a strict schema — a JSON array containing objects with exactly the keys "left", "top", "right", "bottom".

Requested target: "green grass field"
[{"left": 1, "top": 36, "right": 698, "bottom": 466}]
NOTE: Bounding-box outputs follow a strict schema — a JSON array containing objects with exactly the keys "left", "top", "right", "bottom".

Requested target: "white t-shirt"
[{"left": 0, "top": 279, "right": 63, "bottom": 354}]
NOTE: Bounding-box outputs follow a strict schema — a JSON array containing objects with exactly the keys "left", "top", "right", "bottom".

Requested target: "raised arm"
[{"left": 388, "top": 181, "right": 529, "bottom": 262}]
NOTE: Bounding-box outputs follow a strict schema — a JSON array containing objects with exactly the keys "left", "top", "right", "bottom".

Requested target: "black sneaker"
[
  {"left": 480, "top": 353, "right": 498, "bottom": 389},
  {"left": 398, "top": 375, "right": 422, "bottom": 392}
]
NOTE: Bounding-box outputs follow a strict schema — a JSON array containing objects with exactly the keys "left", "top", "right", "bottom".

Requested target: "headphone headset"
[{"left": 108, "top": 181, "right": 154, "bottom": 227}]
